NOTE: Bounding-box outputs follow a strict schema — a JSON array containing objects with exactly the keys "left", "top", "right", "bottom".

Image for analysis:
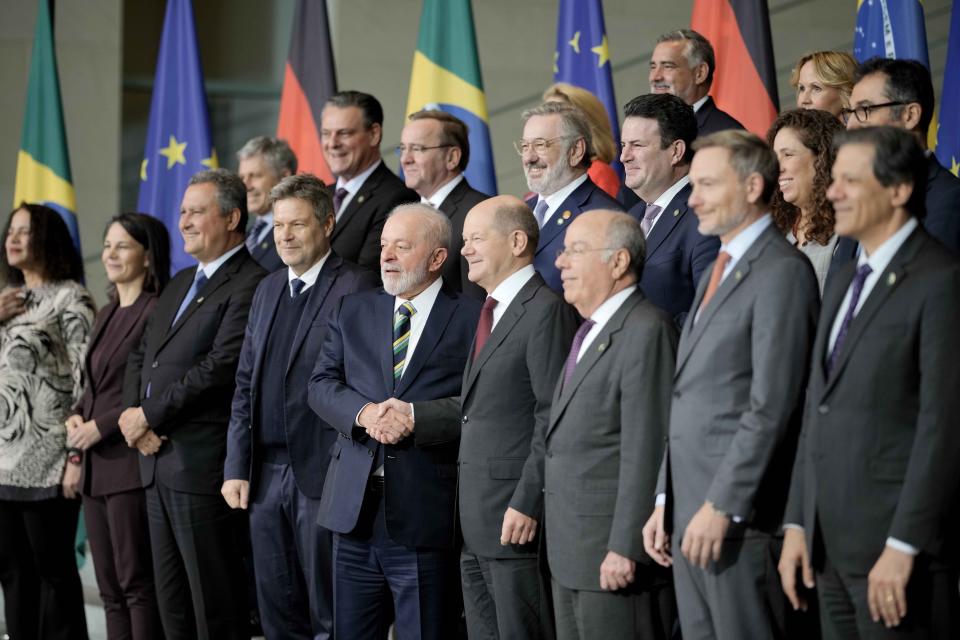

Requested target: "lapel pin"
[
  {"left": 196, "top": 297, "right": 204, "bottom": 305},
  {"left": 673, "top": 209, "right": 680, "bottom": 217},
  {"left": 734, "top": 271, "right": 742, "bottom": 281},
  {"left": 562, "top": 210, "right": 571, "bottom": 220},
  {"left": 887, "top": 272, "right": 897, "bottom": 286},
  {"left": 598, "top": 343, "right": 606, "bottom": 352},
  {"left": 261, "top": 241, "right": 268, "bottom": 249},
  {"left": 357, "top": 195, "right": 365, "bottom": 204}
]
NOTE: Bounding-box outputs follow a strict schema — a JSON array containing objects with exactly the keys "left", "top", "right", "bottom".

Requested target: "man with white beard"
[
  {"left": 308, "top": 204, "right": 481, "bottom": 640},
  {"left": 518, "top": 101, "right": 623, "bottom": 293}
]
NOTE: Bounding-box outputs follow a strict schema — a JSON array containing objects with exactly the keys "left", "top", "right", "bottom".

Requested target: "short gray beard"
[{"left": 382, "top": 261, "right": 430, "bottom": 297}]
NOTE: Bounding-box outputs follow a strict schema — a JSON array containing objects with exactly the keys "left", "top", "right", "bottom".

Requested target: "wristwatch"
[{"left": 67, "top": 447, "right": 82, "bottom": 465}]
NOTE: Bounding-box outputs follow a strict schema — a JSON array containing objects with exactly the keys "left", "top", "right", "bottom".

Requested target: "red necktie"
[
  {"left": 697, "top": 251, "right": 732, "bottom": 318},
  {"left": 472, "top": 296, "right": 498, "bottom": 361}
]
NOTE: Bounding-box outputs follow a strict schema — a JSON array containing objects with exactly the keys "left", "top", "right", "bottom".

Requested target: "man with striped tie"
[{"left": 308, "top": 203, "right": 481, "bottom": 640}]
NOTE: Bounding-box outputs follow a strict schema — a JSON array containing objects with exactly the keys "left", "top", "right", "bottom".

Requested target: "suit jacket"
[
  {"left": 308, "top": 283, "right": 481, "bottom": 548},
  {"left": 247, "top": 227, "right": 284, "bottom": 273},
  {"left": 632, "top": 182, "right": 720, "bottom": 323},
  {"left": 437, "top": 178, "right": 489, "bottom": 300},
  {"left": 331, "top": 162, "right": 418, "bottom": 271},
  {"left": 659, "top": 224, "right": 819, "bottom": 536},
  {"left": 544, "top": 289, "right": 678, "bottom": 591},
  {"left": 696, "top": 96, "right": 745, "bottom": 137},
  {"left": 224, "top": 254, "right": 378, "bottom": 498},
  {"left": 413, "top": 273, "right": 579, "bottom": 558},
  {"left": 77, "top": 293, "right": 157, "bottom": 497},
  {"left": 784, "top": 227, "right": 960, "bottom": 575},
  {"left": 527, "top": 177, "right": 624, "bottom": 293},
  {"left": 123, "top": 247, "right": 267, "bottom": 495}
]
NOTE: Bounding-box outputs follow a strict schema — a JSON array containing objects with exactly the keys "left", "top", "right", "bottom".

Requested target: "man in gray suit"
[
  {"left": 643, "top": 130, "right": 819, "bottom": 640},
  {"left": 404, "top": 195, "right": 578, "bottom": 639},
  {"left": 546, "top": 209, "right": 678, "bottom": 639},
  {"left": 779, "top": 126, "right": 960, "bottom": 639}
]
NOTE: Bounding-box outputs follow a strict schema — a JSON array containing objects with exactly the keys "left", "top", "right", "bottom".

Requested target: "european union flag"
[
  {"left": 554, "top": 0, "right": 619, "bottom": 146},
  {"left": 853, "top": 0, "right": 929, "bottom": 67},
  {"left": 935, "top": 1, "right": 960, "bottom": 177},
  {"left": 137, "top": 0, "right": 217, "bottom": 273}
]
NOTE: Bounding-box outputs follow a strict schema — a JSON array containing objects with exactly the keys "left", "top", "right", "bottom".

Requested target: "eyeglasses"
[
  {"left": 555, "top": 246, "right": 619, "bottom": 259},
  {"left": 839, "top": 102, "right": 905, "bottom": 125},
  {"left": 394, "top": 144, "right": 453, "bottom": 156},
  {"left": 513, "top": 136, "right": 571, "bottom": 156}
]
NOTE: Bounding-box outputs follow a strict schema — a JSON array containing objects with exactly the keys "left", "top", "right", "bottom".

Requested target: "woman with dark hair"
[
  {"left": 767, "top": 109, "right": 845, "bottom": 291},
  {"left": 0, "top": 203, "right": 95, "bottom": 638},
  {"left": 64, "top": 213, "right": 170, "bottom": 639}
]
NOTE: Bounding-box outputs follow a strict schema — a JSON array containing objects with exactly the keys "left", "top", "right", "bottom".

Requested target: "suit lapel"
[
  {"left": 547, "top": 290, "right": 641, "bottom": 439},
  {"left": 822, "top": 228, "right": 922, "bottom": 394},
  {"left": 84, "top": 301, "right": 117, "bottom": 388},
  {"left": 248, "top": 274, "right": 285, "bottom": 388},
  {"left": 375, "top": 291, "right": 397, "bottom": 394},
  {"left": 645, "top": 184, "right": 691, "bottom": 258},
  {"left": 395, "top": 287, "right": 458, "bottom": 397},
  {"left": 332, "top": 163, "right": 385, "bottom": 242},
  {"left": 158, "top": 251, "right": 242, "bottom": 351},
  {"left": 286, "top": 257, "right": 341, "bottom": 374},
  {"left": 536, "top": 179, "right": 592, "bottom": 257},
  {"left": 810, "top": 263, "right": 853, "bottom": 394},
  {"left": 696, "top": 97, "right": 714, "bottom": 130},
  {"left": 438, "top": 179, "right": 468, "bottom": 219}
]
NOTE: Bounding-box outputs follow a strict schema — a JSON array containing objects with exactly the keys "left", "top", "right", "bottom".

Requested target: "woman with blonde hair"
[
  {"left": 790, "top": 50, "right": 857, "bottom": 118},
  {"left": 543, "top": 82, "right": 623, "bottom": 200}
]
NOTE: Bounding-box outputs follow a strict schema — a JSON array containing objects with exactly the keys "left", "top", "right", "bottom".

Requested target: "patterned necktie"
[
  {"left": 290, "top": 278, "right": 305, "bottom": 298},
  {"left": 696, "top": 251, "right": 732, "bottom": 320},
  {"left": 333, "top": 187, "right": 350, "bottom": 218},
  {"left": 826, "top": 264, "right": 873, "bottom": 376},
  {"left": 562, "top": 319, "right": 595, "bottom": 389},
  {"left": 246, "top": 218, "right": 267, "bottom": 252},
  {"left": 172, "top": 269, "right": 208, "bottom": 326},
  {"left": 533, "top": 199, "right": 549, "bottom": 228},
  {"left": 472, "top": 296, "right": 498, "bottom": 361},
  {"left": 392, "top": 302, "right": 416, "bottom": 387},
  {"left": 641, "top": 204, "right": 662, "bottom": 237}
]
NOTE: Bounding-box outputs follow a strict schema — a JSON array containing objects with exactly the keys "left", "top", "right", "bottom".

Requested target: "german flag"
[
  {"left": 14, "top": 0, "right": 79, "bottom": 251},
  {"left": 277, "top": 0, "right": 337, "bottom": 183},
  {"left": 691, "top": 0, "right": 779, "bottom": 136}
]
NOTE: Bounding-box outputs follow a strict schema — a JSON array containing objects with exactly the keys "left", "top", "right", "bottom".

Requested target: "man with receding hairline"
[{"left": 399, "top": 195, "right": 578, "bottom": 639}]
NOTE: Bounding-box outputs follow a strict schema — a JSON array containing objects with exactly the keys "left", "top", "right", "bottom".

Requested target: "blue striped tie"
[{"left": 392, "top": 302, "right": 416, "bottom": 388}]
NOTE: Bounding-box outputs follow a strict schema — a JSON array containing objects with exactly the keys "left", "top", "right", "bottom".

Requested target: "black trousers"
[
  {"left": 145, "top": 479, "right": 247, "bottom": 640},
  {"left": 0, "top": 497, "right": 88, "bottom": 640}
]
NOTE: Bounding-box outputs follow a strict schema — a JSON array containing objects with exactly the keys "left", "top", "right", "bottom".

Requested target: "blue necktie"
[
  {"left": 290, "top": 278, "right": 305, "bottom": 298},
  {"left": 392, "top": 302, "right": 416, "bottom": 390},
  {"left": 172, "top": 270, "right": 208, "bottom": 326},
  {"left": 246, "top": 218, "right": 267, "bottom": 252},
  {"left": 826, "top": 264, "right": 873, "bottom": 376}
]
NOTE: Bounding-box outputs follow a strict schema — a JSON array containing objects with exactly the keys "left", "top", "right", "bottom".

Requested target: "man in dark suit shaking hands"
[
  {"left": 120, "top": 169, "right": 267, "bottom": 639},
  {"left": 780, "top": 126, "right": 960, "bottom": 638},
  {"left": 308, "top": 203, "right": 481, "bottom": 640},
  {"left": 222, "top": 174, "right": 378, "bottom": 639}
]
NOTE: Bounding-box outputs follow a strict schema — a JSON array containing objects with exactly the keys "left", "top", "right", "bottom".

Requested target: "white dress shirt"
[
  {"left": 646, "top": 174, "right": 691, "bottom": 235},
  {"left": 488, "top": 265, "right": 536, "bottom": 329},
  {"left": 576, "top": 285, "right": 637, "bottom": 362},
  {"left": 196, "top": 243, "right": 244, "bottom": 280},
  {"left": 421, "top": 174, "right": 464, "bottom": 208},
  {"left": 286, "top": 250, "right": 331, "bottom": 296},
  {"left": 535, "top": 173, "right": 589, "bottom": 227},
  {"left": 334, "top": 159, "right": 383, "bottom": 221},
  {"left": 692, "top": 95, "right": 709, "bottom": 114}
]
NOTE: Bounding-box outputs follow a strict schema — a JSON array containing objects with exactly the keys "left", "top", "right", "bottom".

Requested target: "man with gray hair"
[
  {"left": 308, "top": 203, "right": 481, "bottom": 639},
  {"left": 546, "top": 209, "right": 678, "bottom": 639},
  {"left": 120, "top": 168, "right": 267, "bottom": 638},
  {"left": 222, "top": 173, "right": 378, "bottom": 639},
  {"left": 518, "top": 101, "right": 622, "bottom": 294},
  {"left": 650, "top": 29, "right": 744, "bottom": 136},
  {"left": 237, "top": 135, "right": 298, "bottom": 272}
]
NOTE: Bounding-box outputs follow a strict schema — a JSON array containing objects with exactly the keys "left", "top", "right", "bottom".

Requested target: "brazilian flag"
[
  {"left": 14, "top": 0, "right": 79, "bottom": 251},
  {"left": 406, "top": 0, "right": 497, "bottom": 195}
]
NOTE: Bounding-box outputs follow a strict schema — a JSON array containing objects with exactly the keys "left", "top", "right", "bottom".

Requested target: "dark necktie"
[
  {"left": 696, "top": 250, "right": 732, "bottom": 320},
  {"left": 392, "top": 302, "right": 416, "bottom": 388},
  {"left": 472, "top": 296, "right": 498, "bottom": 361},
  {"left": 826, "top": 264, "right": 873, "bottom": 376},
  {"left": 333, "top": 187, "right": 349, "bottom": 217},
  {"left": 172, "top": 270, "right": 207, "bottom": 326},
  {"left": 562, "top": 319, "right": 595, "bottom": 389},
  {"left": 290, "top": 278, "right": 305, "bottom": 298},
  {"left": 246, "top": 218, "right": 268, "bottom": 252},
  {"left": 640, "top": 204, "right": 661, "bottom": 237}
]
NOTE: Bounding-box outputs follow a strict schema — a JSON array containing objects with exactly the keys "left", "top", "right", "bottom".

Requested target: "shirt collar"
[
  {"left": 720, "top": 214, "right": 773, "bottom": 263},
  {"left": 394, "top": 276, "right": 443, "bottom": 314},
  {"left": 692, "top": 95, "right": 710, "bottom": 113},
  {"left": 589, "top": 284, "right": 637, "bottom": 327},
  {"left": 197, "top": 243, "right": 244, "bottom": 279},
  {"left": 857, "top": 217, "right": 919, "bottom": 272},
  {"left": 287, "top": 250, "right": 331, "bottom": 293},
  {"left": 651, "top": 174, "right": 690, "bottom": 210},
  {"left": 540, "top": 172, "right": 589, "bottom": 212},
  {"left": 422, "top": 174, "right": 464, "bottom": 208},
  {"left": 488, "top": 264, "right": 536, "bottom": 307},
  {"left": 336, "top": 158, "right": 382, "bottom": 194}
]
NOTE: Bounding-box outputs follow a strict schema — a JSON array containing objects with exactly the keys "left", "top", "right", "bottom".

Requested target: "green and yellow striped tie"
[{"left": 392, "top": 302, "right": 416, "bottom": 386}]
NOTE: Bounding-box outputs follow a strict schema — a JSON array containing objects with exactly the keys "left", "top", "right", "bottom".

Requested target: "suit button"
[
  {"left": 151, "top": 361, "right": 158, "bottom": 369},
  {"left": 462, "top": 415, "right": 468, "bottom": 424},
  {"left": 367, "top": 450, "right": 374, "bottom": 458},
  {"left": 818, "top": 404, "right": 829, "bottom": 415}
]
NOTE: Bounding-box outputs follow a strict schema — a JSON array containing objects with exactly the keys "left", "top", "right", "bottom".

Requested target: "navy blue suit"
[
  {"left": 630, "top": 183, "right": 720, "bottom": 323},
  {"left": 308, "top": 281, "right": 481, "bottom": 639},
  {"left": 696, "top": 96, "right": 744, "bottom": 136},
  {"left": 528, "top": 176, "right": 623, "bottom": 293}
]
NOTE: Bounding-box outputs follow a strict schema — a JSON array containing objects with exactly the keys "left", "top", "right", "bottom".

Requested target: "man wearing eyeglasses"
[
  {"left": 321, "top": 91, "right": 418, "bottom": 271},
  {"left": 519, "top": 101, "right": 623, "bottom": 294},
  {"left": 830, "top": 58, "right": 960, "bottom": 279},
  {"left": 399, "top": 110, "right": 490, "bottom": 299}
]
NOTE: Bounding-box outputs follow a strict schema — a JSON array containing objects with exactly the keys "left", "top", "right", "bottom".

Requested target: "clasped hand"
[
  {"left": 360, "top": 397, "right": 414, "bottom": 444},
  {"left": 118, "top": 407, "right": 165, "bottom": 455}
]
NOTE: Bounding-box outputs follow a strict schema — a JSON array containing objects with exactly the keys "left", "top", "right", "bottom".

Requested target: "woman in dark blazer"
[{"left": 65, "top": 213, "right": 170, "bottom": 640}]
